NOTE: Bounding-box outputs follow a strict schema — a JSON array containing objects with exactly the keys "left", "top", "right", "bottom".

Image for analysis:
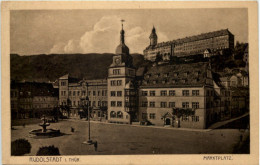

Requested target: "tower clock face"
[{"left": 115, "top": 58, "right": 121, "bottom": 65}]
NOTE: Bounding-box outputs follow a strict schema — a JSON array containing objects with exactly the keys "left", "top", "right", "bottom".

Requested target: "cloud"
[
  {"left": 50, "top": 15, "right": 169, "bottom": 54},
  {"left": 49, "top": 42, "right": 66, "bottom": 54}
]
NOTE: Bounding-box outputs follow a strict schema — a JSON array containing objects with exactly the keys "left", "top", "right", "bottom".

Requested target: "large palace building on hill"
[{"left": 144, "top": 27, "right": 235, "bottom": 61}]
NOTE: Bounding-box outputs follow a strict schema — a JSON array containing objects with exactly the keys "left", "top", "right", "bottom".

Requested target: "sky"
[{"left": 10, "top": 9, "right": 248, "bottom": 55}]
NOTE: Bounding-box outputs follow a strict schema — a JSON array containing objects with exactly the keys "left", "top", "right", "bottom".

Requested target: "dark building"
[{"left": 11, "top": 81, "right": 59, "bottom": 119}]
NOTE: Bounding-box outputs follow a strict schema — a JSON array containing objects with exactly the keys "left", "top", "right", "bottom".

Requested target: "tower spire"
[{"left": 120, "top": 19, "right": 125, "bottom": 44}]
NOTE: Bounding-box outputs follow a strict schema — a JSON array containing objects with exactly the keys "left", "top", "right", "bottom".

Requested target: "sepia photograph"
[{"left": 1, "top": 1, "right": 258, "bottom": 165}]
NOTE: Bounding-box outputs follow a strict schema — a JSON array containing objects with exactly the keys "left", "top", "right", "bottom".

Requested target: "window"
[
  {"left": 169, "top": 90, "right": 175, "bottom": 96},
  {"left": 182, "top": 90, "right": 189, "bottom": 96},
  {"left": 73, "top": 91, "right": 76, "bottom": 96},
  {"left": 93, "top": 101, "right": 96, "bottom": 107},
  {"left": 98, "top": 91, "right": 100, "bottom": 96},
  {"left": 160, "top": 102, "right": 167, "bottom": 108},
  {"left": 141, "top": 91, "right": 148, "bottom": 96},
  {"left": 111, "top": 91, "right": 116, "bottom": 97},
  {"left": 142, "top": 113, "right": 147, "bottom": 119},
  {"left": 182, "top": 102, "right": 189, "bottom": 108},
  {"left": 111, "top": 101, "right": 116, "bottom": 107},
  {"left": 113, "top": 69, "right": 120, "bottom": 75},
  {"left": 192, "top": 90, "right": 199, "bottom": 96},
  {"left": 111, "top": 80, "right": 116, "bottom": 86},
  {"left": 117, "top": 101, "right": 122, "bottom": 107},
  {"left": 117, "top": 91, "right": 122, "bottom": 97},
  {"left": 153, "top": 80, "right": 157, "bottom": 84},
  {"left": 77, "top": 91, "right": 80, "bottom": 96},
  {"left": 150, "top": 101, "right": 155, "bottom": 107},
  {"left": 82, "top": 91, "right": 85, "bottom": 96},
  {"left": 98, "top": 101, "right": 101, "bottom": 107},
  {"left": 117, "top": 80, "right": 122, "bottom": 86},
  {"left": 110, "top": 111, "right": 116, "bottom": 118},
  {"left": 117, "top": 111, "right": 123, "bottom": 118},
  {"left": 192, "top": 116, "right": 199, "bottom": 122},
  {"left": 192, "top": 102, "right": 199, "bottom": 109},
  {"left": 169, "top": 102, "right": 175, "bottom": 108},
  {"left": 141, "top": 101, "right": 148, "bottom": 107},
  {"left": 149, "top": 113, "right": 156, "bottom": 119},
  {"left": 93, "top": 91, "right": 96, "bottom": 96},
  {"left": 160, "top": 90, "right": 167, "bottom": 96},
  {"left": 182, "top": 115, "right": 189, "bottom": 121},
  {"left": 150, "top": 91, "right": 155, "bottom": 96}
]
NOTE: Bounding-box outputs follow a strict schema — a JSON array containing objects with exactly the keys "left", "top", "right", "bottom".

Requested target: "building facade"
[
  {"left": 58, "top": 75, "right": 107, "bottom": 118},
  {"left": 107, "top": 23, "right": 138, "bottom": 124},
  {"left": 144, "top": 27, "right": 235, "bottom": 61},
  {"left": 11, "top": 81, "right": 58, "bottom": 119}
]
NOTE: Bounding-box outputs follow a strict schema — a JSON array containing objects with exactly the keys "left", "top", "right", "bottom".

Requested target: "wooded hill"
[{"left": 11, "top": 53, "right": 145, "bottom": 82}]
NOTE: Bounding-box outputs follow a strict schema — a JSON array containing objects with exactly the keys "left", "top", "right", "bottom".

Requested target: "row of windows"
[
  {"left": 111, "top": 80, "right": 122, "bottom": 86},
  {"left": 69, "top": 90, "right": 107, "bottom": 97},
  {"left": 61, "top": 100, "right": 107, "bottom": 107},
  {"left": 142, "top": 113, "right": 156, "bottom": 119},
  {"left": 141, "top": 101, "right": 200, "bottom": 109},
  {"left": 182, "top": 115, "right": 200, "bottom": 122},
  {"left": 111, "top": 91, "right": 122, "bottom": 97},
  {"left": 141, "top": 90, "right": 200, "bottom": 97},
  {"left": 113, "top": 69, "right": 121, "bottom": 75},
  {"left": 141, "top": 112, "right": 199, "bottom": 122},
  {"left": 111, "top": 101, "right": 122, "bottom": 107},
  {"left": 110, "top": 111, "right": 124, "bottom": 118}
]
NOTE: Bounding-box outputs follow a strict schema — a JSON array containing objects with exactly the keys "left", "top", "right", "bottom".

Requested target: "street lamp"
[{"left": 83, "top": 83, "right": 93, "bottom": 145}]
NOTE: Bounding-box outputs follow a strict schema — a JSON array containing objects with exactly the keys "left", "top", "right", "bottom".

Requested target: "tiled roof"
[{"left": 140, "top": 62, "right": 209, "bottom": 88}]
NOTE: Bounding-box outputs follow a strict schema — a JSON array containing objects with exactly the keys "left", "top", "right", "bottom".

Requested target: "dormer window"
[
  {"left": 195, "top": 71, "right": 200, "bottom": 76},
  {"left": 146, "top": 74, "right": 151, "bottom": 79},
  {"left": 164, "top": 73, "right": 169, "bottom": 78},
  {"left": 184, "top": 72, "right": 189, "bottom": 77},
  {"left": 162, "top": 79, "right": 167, "bottom": 84}
]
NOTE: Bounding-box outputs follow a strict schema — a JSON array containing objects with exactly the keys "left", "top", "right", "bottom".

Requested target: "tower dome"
[{"left": 115, "top": 21, "right": 129, "bottom": 55}]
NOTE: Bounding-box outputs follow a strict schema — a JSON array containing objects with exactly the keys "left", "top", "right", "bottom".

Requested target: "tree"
[
  {"left": 172, "top": 108, "right": 195, "bottom": 128},
  {"left": 11, "top": 139, "right": 31, "bottom": 156},
  {"left": 234, "top": 42, "right": 248, "bottom": 60},
  {"left": 36, "top": 145, "right": 60, "bottom": 156}
]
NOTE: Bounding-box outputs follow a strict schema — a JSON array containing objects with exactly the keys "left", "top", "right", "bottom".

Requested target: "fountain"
[{"left": 29, "top": 115, "right": 60, "bottom": 136}]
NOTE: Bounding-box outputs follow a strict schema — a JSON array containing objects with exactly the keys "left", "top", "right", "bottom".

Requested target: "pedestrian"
[{"left": 94, "top": 141, "right": 98, "bottom": 151}]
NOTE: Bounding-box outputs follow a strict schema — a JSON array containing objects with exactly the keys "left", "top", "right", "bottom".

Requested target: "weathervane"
[{"left": 121, "top": 19, "right": 125, "bottom": 29}]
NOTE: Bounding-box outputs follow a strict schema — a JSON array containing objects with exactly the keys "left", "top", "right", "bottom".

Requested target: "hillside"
[{"left": 10, "top": 53, "right": 145, "bottom": 82}]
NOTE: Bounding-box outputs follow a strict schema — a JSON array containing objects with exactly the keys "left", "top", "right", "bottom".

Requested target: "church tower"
[
  {"left": 107, "top": 20, "right": 138, "bottom": 124},
  {"left": 149, "top": 26, "right": 158, "bottom": 46}
]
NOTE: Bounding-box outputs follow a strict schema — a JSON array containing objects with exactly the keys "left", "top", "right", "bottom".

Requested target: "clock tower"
[{"left": 107, "top": 20, "right": 137, "bottom": 124}]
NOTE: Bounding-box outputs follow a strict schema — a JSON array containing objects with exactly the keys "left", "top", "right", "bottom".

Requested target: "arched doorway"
[{"left": 165, "top": 118, "right": 171, "bottom": 125}]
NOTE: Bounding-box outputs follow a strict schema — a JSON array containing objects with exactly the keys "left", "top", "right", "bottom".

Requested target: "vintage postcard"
[{"left": 1, "top": 1, "right": 258, "bottom": 165}]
